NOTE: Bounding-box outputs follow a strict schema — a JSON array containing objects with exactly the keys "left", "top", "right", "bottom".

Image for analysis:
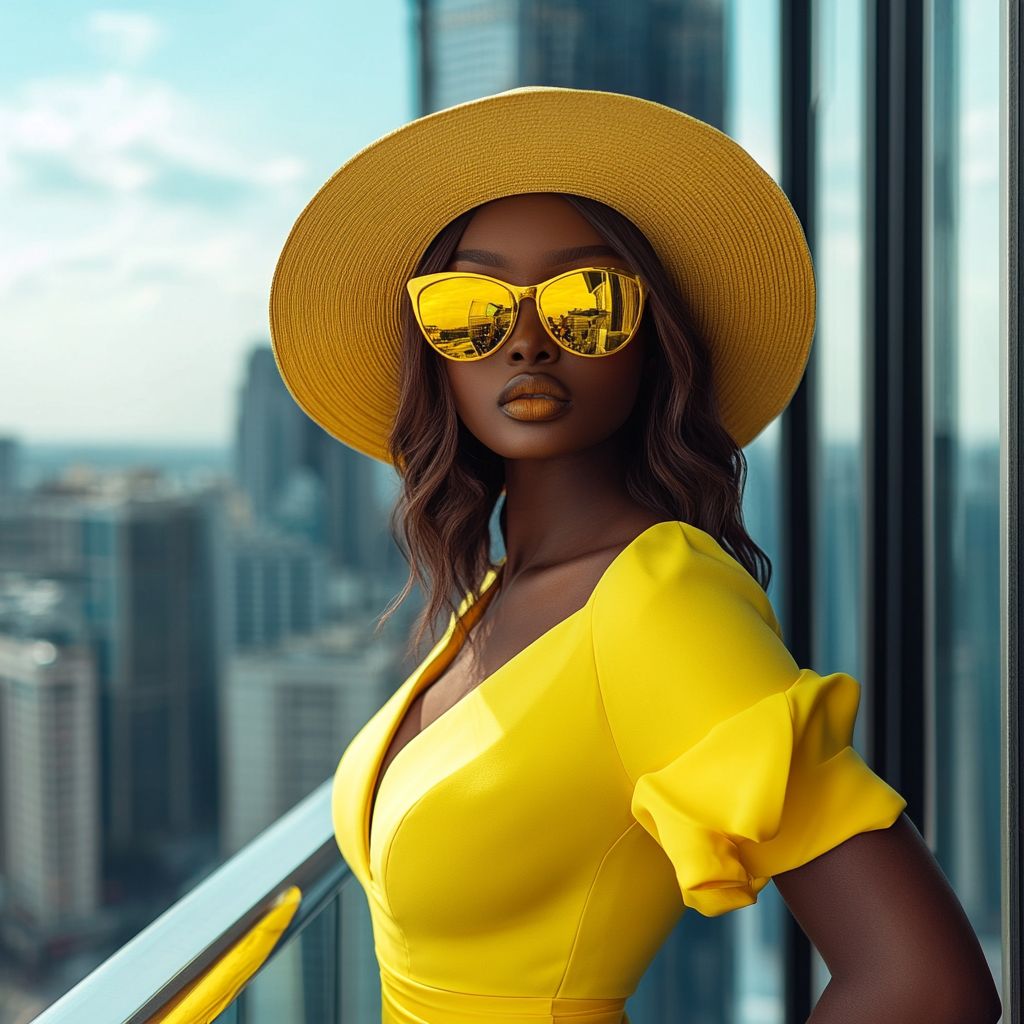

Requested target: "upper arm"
[{"left": 774, "top": 815, "right": 1000, "bottom": 1024}]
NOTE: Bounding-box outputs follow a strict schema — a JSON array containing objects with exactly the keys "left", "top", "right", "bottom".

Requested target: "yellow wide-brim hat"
[{"left": 271, "top": 87, "right": 814, "bottom": 461}]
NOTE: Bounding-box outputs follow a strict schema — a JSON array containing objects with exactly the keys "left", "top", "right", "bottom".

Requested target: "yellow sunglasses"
[{"left": 406, "top": 267, "right": 647, "bottom": 361}]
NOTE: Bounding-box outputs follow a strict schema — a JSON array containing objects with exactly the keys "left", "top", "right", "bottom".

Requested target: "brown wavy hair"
[{"left": 385, "top": 193, "right": 771, "bottom": 643}]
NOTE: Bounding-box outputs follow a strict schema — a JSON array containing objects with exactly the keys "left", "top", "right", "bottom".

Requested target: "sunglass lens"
[
  {"left": 540, "top": 271, "right": 643, "bottom": 354},
  {"left": 418, "top": 278, "right": 515, "bottom": 359}
]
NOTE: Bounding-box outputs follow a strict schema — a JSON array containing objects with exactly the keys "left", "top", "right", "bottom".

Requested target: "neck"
[{"left": 501, "top": 435, "right": 648, "bottom": 577}]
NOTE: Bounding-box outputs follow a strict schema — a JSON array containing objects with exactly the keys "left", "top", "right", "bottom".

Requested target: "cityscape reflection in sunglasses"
[{"left": 406, "top": 268, "right": 646, "bottom": 361}]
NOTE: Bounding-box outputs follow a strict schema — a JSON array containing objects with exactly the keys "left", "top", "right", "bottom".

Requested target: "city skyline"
[{"left": 0, "top": 335, "right": 410, "bottom": 1018}]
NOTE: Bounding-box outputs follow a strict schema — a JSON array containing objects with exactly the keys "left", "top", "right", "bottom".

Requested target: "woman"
[{"left": 271, "top": 89, "right": 999, "bottom": 1024}]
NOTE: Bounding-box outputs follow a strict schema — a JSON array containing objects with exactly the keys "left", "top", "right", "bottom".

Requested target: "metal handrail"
[{"left": 33, "top": 779, "right": 349, "bottom": 1024}]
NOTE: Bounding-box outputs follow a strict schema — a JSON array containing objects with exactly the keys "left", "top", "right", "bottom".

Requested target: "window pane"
[
  {"left": 810, "top": 0, "right": 866, "bottom": 1001},
  {"left": 0, "top": 3, "right": 413, "bottom": 1013},
  {"left": 728, "top": 2, "right": 785, "bottom": 1022},
  {"left": 814, "top": 0, "right": 865, "bottom": 688},
  {"left": 928, "top": 0, "right": 1002, "bottom": 990}
]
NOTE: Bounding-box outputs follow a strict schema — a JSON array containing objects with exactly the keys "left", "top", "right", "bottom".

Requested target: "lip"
[{"left": 497, "top": 373, "right": 572, "bottom": 422}]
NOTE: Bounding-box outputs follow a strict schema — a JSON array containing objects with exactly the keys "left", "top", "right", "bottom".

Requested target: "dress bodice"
[{"left": 332, "top": 521, "right": 905, "bottom": 1024}]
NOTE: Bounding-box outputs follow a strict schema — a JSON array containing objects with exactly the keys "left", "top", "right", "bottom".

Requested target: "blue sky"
[
  {"left": 0, "top": 0, "right": 997, "bottom": 446},
  {"left": 0, "top": 1, "right": 413, "bottom": 443}
]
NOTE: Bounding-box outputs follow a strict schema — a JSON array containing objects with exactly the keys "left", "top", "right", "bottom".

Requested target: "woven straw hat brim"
[{"left": 270, "top": 87, "right": 815, "bottom": 461}]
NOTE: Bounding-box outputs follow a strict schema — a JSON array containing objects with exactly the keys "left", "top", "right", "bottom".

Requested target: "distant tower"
[
  {"left": 416, "top": 0, "right": 726, "bottom": 128},
  {"left": 235, "top": 345, "right": 395, "bottom": 574},
  {"left": 232, "top": 530, "right": 328, "bottom": 650},
  {"left": 105, "top": 496, "right": 224, "bottom": 865},
  {"left": 235, "top": 348, "right": 311, "bottom": 525},
  {"left": 221, "top": 633, "right": 401, "bottom": 853}
]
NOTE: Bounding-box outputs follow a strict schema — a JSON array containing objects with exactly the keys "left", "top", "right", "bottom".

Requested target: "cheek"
[
  {"left": 444, "top": 360, "right": 504, "bottom": 431},
  {"left": 577, "top": 352, "right": 644, "bottom": 415},
  {"left": 568, "top": 343, "right": 647, "bottom": 433}
]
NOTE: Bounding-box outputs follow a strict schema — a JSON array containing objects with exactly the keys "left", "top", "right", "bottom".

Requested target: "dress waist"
[{"left": 379, "top": 962, "right": 628, "bottom": 1024}]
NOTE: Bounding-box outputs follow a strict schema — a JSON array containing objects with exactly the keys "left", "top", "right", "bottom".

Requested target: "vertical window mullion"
[
  {"left": 780, "top": 0, "right": 816, "bottom": 1019},
  {"left": 864, "top": 0, "right": 927, "bottom": 825}
]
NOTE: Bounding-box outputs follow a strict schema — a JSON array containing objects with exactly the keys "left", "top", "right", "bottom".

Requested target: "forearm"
[{"left": 807, "top": 971, "right": 998, "bottom": 1024}]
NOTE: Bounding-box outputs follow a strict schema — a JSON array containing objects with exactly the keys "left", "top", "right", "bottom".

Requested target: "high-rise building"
[
  {"left": 0, "top": 636, "right": 99, "bottom": 957},
  {"left": 232, "top": 530, "right": 328, "bottom": 650},
  {"left": 235, "top": 346, "right": 397, "bottom": 575},
  {"left": 235, "top": 348, "right": 313, "bottom": 528},
  {"left": 0, "top": 487, "right": 227, "bottom": 900},
  {"left": 314, "top": 431, "right": 396, "bottom": 576},
  {"left": 416, "top": 0, "right": 726, "bottom": 128},
  {"left": 220, "top": 627, "right": 401, "bottom": 854},
  {"left": 104, "top": 495, "right": 225, "bottom": 875}
]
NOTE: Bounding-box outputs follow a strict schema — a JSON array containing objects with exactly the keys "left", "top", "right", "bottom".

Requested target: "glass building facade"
[
  {"left": 418, "top": 0, "right": 725, "bottom": 128},
  {"left": 927, "top": 0, "right": 1002, "bottom": 982}
]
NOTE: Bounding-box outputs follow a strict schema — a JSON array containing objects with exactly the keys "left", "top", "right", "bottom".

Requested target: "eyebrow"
[
  {"left": 545, "top": 244, "right": 622, "bottom": 264},
  {"left": 450, "top": 248, "right": 512, "bottom": 269},
  {"left": 450, "top": 243, "right": 623, "bottom": 271}
]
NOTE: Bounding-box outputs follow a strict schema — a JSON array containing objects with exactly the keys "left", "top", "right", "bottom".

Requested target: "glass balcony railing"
[{"left": 31, "top": 779, "right": 360, "bottom": 1024}]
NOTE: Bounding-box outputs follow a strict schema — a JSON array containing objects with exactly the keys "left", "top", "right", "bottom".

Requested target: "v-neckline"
[
  {"left": 368, "top": 570, "right": 502, "bottom": 816},
  {"left": 361, "top": 520, "right": 676, "bottom": 867},
  {"left": 364, "top": 569, "right": 503, "bottom": 862}
]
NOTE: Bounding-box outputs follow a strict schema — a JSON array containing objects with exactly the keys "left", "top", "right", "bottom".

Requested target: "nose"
[{"left": 503, "top": 297, "right": 560, "bottom": 366}]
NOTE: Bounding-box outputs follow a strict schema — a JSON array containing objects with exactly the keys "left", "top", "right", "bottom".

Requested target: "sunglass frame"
[{"left": 405, "top": 266, "right": 647, "bottom": 361}]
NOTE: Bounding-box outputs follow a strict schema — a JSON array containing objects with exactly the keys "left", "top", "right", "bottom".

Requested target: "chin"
[{"left": 480, "top": 421, "right": 615, "bottom": 462}]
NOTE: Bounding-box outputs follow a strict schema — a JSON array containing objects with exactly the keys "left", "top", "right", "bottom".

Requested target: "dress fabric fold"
[
  {"left": 630, "top": 670, "right": 903, "bottom": 916},
  {"left": 332, "top": 521, "right": 906, "bottom": 1024}
]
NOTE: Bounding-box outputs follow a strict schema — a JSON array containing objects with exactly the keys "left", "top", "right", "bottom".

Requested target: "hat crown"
[{"left": 271, "top": 88, "right": 814, "bottom": 461}]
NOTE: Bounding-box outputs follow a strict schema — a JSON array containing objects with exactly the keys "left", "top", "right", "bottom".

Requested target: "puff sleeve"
[{"left": 592, "top": 522, "right": 906, "bottom": 917}]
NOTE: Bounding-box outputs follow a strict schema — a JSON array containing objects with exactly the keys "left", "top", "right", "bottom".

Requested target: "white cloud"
[
  {"left": 88, "top": 11, "right": 163, "bottom": 65},
  {"left": 0, "top": 73, "right": 305, "bottom": 197},
  {"left": 961, "top": 108, "right": 999, "bottom": 186},
  {"left": 0, "top": 72, "right": 309, "bottom": 443}
]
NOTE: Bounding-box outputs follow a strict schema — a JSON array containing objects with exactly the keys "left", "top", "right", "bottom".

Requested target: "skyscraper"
[
  {"left": 416, "top": 0, "right": 726, "bottom": 128},
  {"left": 221, "top": 627, "right": 401, "bottom": 854},
  {"left": 235, "top": 346, "right": 396, "bottom": 575},
  {"left": 104, "top": 495, "right": 225, "bottom": 872},
  {"left": 232, "top": 530, "right": 328, "bottom": 650},
  {"left": 235, "top": 348, "right": 313, "bottom": 528}
]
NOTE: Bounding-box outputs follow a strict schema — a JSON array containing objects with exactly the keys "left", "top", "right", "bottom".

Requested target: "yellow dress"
[{"left": 332, "top": 521, "right": 905, "bottom": 1024}]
